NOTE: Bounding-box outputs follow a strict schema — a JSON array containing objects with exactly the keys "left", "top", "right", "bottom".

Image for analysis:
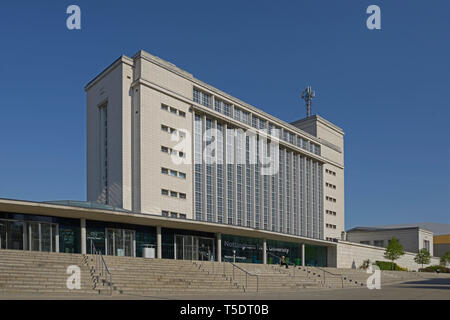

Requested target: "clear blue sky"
[{"left": 0, "top": 1, "right": 449, "bottom": 229}]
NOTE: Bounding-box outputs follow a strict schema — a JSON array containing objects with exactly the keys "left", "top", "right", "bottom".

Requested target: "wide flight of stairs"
[
  {"left": 3, "top": 250, "right": 447, "bottom": 297},
  {"left": 0, "top": 249, "right": 95, "bottom": 295}
]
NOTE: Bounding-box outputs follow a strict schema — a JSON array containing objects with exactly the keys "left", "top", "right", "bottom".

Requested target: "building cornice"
[
  {"left": 132, "top": 77, "right": 344, "bottom": 169},
  {"left": 84, "top": 55, "right": 134, "bottom": 91}
]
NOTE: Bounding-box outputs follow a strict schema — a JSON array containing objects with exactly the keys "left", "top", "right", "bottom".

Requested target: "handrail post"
[
  {"left": 246, "top": 273, "right": 248, "bottom": 291},
  {"left": 233, "top": 265, "right": 235, "bottom": 281}
]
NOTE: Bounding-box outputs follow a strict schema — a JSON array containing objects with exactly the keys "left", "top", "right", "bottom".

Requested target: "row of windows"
[
  {"left": 161, "top": 124, "right": 186, "bottom": 138},
  {"left": 161, "top": 189, "right": 186, "bottom": 199},
  {"left": 192, "top": 112, "right": 324, "bottom": 239},
  {"left": 193, "top": 88, "right": 321, "bottom": 157},
  {"left": 281, "top": 131, "right": 321, "bottom": 156},
  {"left": 161, "top": 167, "right": 186, "bottom": 179},
  {"left": 360, "top": 240, "right": 384, "bottom": 247},
  {"left": 326, "top": 223, "right": 337, "bottom": 229},
  {"left": 326, "top": 196, "right": 337, "bottom": 203},
  {"left": 325, "top": 169, "right": 336, "bottom": 176},
  {"left": 325, "top": 182, "right": 336, "bottom": 189},
  {"left": 161, "top": 210, "right": 187, "bottom": 219},
  {"left": 325, "top": 210, "right": 337, "bottom": 216},
  {"left": 161, "top": 145, "right": 185, "bottom": 158},
  {"left": 193, "top": 88, "right": 212, "bottom": 108},
  {"left": 161, "top": 104, "right": 186, "bottom": 118}
]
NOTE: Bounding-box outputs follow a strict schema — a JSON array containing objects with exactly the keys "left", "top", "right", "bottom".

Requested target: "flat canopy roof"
[{"left": 0, "top": 198, "right": 335, "bottom": 247}]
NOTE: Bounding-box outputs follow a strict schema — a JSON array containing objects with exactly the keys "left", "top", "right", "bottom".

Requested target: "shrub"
[
  {"left": 440, "top": 252, "right": 450, "bottom": 267},
  {"left": 375, "top": 260, "right": 408, "bottom": 271},
  {"left": 419, "top": 265, "right": 450, "bottom": 273}
]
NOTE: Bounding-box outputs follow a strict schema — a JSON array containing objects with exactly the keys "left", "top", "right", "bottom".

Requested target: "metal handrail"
[
  {"left": 311, "top": 265, "right": 344, "bottom": 288},
  {"left": 90, "top": 239, "right": 113, "bottom": 295},
  {"left": 230, "top": 262, "right": 259, "bottom": 293}
]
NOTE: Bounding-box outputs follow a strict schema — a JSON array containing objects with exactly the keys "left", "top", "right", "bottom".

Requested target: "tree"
[
  {"left": 384, "top": 237, "right": 405, "bottom": 270},
  {"left": 440, "top": 252, "right": 450, "bottom": 267},
  {"left": 414, "top": 248, "right": 431, "bottom": 269}
]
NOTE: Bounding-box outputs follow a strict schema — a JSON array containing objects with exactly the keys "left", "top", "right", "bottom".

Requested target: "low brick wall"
[{"left": 336, "top": 241, "right": 440, "bottom": 271}]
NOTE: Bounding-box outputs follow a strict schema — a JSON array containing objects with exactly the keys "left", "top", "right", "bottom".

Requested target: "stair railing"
[
  {"left": 310, "top": 266, "right": 344, "bottom": 288},
  {"left": 230, "top": 262, "right": 259, "bottom": 293},
  {"left": 90, "top": 239, "right": 113, "bottom": 295}
]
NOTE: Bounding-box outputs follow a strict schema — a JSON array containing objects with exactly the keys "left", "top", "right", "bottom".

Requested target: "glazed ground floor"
[{"left": 0, "top": 211, "right": 328, "bottom": 266}]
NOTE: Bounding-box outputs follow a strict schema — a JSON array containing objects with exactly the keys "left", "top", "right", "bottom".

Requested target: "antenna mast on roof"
[{"left": 301, "top": 86, "right": 315, "bottom": 117}]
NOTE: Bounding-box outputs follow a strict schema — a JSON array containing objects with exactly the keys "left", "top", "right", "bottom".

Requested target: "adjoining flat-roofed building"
[
  {"left": 345, "top": 223, "right": 450, "bottom": 257},
  {"left": 433, "top": 234, "right": 450, "bottom": 258}
]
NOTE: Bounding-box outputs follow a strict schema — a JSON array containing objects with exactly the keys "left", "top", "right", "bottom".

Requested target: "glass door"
[
  {"left": 175, "top": 235, "right": 184, "bottom": 259},
  {"left": 105, "top": 228, "right": 135, "bottom": 257},
  {"left": 198, "top": 237, "right": 214, "bottom": 261},
  {"left": 0, "top": 220, "right": 6, "bottom": 249},
  {"left": 174, "top": 235, "right": 215, "bottom": 261}
]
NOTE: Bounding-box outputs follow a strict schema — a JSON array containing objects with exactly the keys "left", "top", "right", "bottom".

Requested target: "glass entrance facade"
[
  {"left": 106, "top": 228, "right": 135, "bottom": 257},
  {"left": 0, "top": 218, "right": 58, "bottom": 252},
  {"left": 0, "top": 211, "right": 330, "bottom": 266},
  {"left": 175, "top": 235, "right": 215, "bottom": 261}
]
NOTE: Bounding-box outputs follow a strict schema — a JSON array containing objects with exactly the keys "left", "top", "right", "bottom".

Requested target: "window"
[
  {"left": 170, "top": 107, "right": 177, "bottom": 114},
  {"left": 374, "top": 240, "right": 384, "bottom": 247},
  {"left": 169, "top": 170, "right": 177, "bottom": 177},
  {"left": 161, "top": 189, "right": 169, "bottom": 196},
  {"left": 360, "top": 241, "right": 371, "bottom": 245},
  {"left": 170, "top": 191, "right": 178, "bottom": 197},
  {"left": 179, "top": 214, "right": 186, "bottom": 219},
  {"left": 161, "top": 146, "right": 169, "bottom": 153},
  {"left": 423, "top": 240, "right": 430, "bottom": 252},
  {"left": 178, "top": 172, "right": 186, "bottom": 179},
  {"left": 179, "top": 151, "right": 185, "bottom": 158},
  {"left": 161, "top": 125, "right": 169, "bottom": 132},
  {"left": 170, "top": 212, "right": 178, "bottom": 218},
  {"left": 178, "top": 110, "right": 186, "bottom": 117},
  {"left": 179, "top": 193, "right": 186, "bottom": 199},
  {"left": 170, "top": 128, "right": 176, "bottom": 134},
  {"left": 161, "top": 104, "right": 169, "bottom": 111},
  {"left": 162, "top": 210, "right": 169, "bottom": 217},
  {"left": 193, "top": 88, "right": 212, "bottom": 108},
  {"left": 161, "top": 167, "right": 168, "bottom": 174}
]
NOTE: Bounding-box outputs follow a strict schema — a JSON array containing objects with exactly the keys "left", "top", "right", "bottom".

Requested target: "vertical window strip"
[
  {"left": 194, "top": 113, "right": 203, "bottom": 221},
  {"left": 205, "top": 118, "right": 214, "bottom": 222},
  {"left": 217, "top": 123, "right": 224, "bottom": 223}
]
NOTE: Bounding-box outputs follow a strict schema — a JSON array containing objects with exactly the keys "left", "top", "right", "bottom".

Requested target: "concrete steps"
[{"left": 0, "top": 249, "right": 97, "bottom": 296}]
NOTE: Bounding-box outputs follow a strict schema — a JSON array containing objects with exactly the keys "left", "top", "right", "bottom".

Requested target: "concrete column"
[
  {"left": 263, "top": 239, "right": 267, "bottom": 264},
  {"left": 80, "top": 218, "right": 86, "bottom": 254},
  {"left": 55, "top": 225, "right": 60, "bottom": 253},
  {"left": 217, "top": 233, "right": 222, "bottom": 262},
  {"left": 301, "top": 243, "right": 305, "bottom": 266},
  {"left": 157, "top": 226, "right": 162, "bottom": 259}
]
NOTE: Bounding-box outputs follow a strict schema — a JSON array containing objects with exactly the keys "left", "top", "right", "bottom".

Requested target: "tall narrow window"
[{"left": 99, "top": 103, "right": 108, "bottom": 204}]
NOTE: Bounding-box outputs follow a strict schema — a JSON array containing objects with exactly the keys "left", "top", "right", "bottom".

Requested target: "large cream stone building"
[{"left": 85, "top": 50, "right": 345, "bottom": 243}]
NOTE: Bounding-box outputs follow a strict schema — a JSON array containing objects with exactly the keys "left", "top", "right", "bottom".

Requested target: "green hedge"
[
  {"left": 419, "top": 265, "right": 450, "bottom": 273},
  {"left": 375, "top": 261, "right": 407, "bottom": 271}
]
